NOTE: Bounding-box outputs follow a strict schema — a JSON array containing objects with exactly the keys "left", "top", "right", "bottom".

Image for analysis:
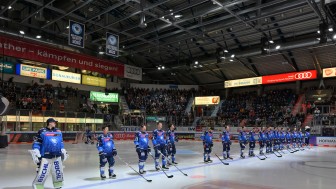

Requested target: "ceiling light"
[
  {"left": 174, "top": 14, "right": 182, "bottom": 18},
  {"left": 317, "top": 38, "right": 321, "bottom": 41},
  {"left": 162, "top": 66, "right": 165, "bottom": 69},
  {"left": 19, "top": 30, "right": 25, "bottom": 35},
  {"left": 231, "top": 54, "right": 235, "bottom": 58},
  {"left": 98, "top": 51, "right": 104, "bottom": 55},
  {"left": 220, "top": 56, "right": 225, "bottom": 59},
  {"left": 317, "top": 30, "right": 320, "bottom": 34},
  {"left": 66, "top": 26, "right": 69, "bottom": 29},
  {"left": 36, "top": 35, "right": 41, "bottom": 39},
  {"left": 269, "top": 40, "right": 274, "bottom": 44},
  {"left": 158, "top": 67, "right": 161, "bottom": 70},
  {"left": 193, "top": 65, "right": 197, "bottom": 68},
  {"left": 333, "top": 34, "right": 336, "bottom": 39},
  {"left": 230, "top": 59, "right": 233, "bottom": 62},
  {"left": 224, "top": 50, "right": 228, "bottom": 53},
  {"left": 199, "top": 65, "right": 203, "bottom": 67},
  {"left": 275, "top": 45, "right": 281, "bottom": 50},
  {"left": 170, "top": 13, "right": 174, "bottom": 15},
  {"left": 195, "top": 61, "right": 198, "bottom": 64},
  {"left": 329, "top": 27, "right": 334, "bottom": 32},
  {"left": 8, "top": 6, "right": 12, "bottom": 10}
]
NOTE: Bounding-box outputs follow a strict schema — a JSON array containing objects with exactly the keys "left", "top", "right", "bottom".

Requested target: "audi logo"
[
  {"left": 126, "top": 67, "right": 141, "bottom": 75},
  {"left": 295, "top": 72, "right": 312, "bottom": 79}
]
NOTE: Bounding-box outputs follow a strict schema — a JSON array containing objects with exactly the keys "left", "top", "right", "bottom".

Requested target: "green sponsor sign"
[
  {"left": 90, "top": 91, "right": 119, "bottom": 102},
  {"left": 0, "top": 62, "right": 14, "bottom": 73},
  {"left": 146, "top": 116, "right": 166, "bottom": 122}
]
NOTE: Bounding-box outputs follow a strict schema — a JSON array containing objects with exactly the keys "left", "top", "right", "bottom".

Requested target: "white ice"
[{"left": 1, "top": 141, "right": 336, "bottom": 189}]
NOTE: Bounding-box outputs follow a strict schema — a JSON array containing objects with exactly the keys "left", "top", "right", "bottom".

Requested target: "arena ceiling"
[{"left": 0, "top": 0, "right": 336, "bottom": 88}]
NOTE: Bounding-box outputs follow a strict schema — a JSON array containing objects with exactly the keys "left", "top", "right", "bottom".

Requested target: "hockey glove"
[
  {"left": 136, "top": 146, "right": 141, "bottom": 154},
  {"left": 210, "top": 143, "right": 214, "bottom": 147},
  {"left": 147, "top": 147, "right": 151, "bottom": 153},
  {"left": 61, "top": 149, "right": 69, "bottom": 162},
  {"left": 29, "top": 149, "right": 41, "bottom": 164},
  {"left": 154, "top": 144, "right": 159, "bottom": 150},
  {"left": 112, "top": 149, "right": 117, "bottom": 157}
]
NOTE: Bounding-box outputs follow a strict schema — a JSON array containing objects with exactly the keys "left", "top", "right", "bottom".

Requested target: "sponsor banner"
[
  {"left": 90, "top": 91, "right": 119, "bottom": 103},
  {"left": 52, "top": 70, "right": 81, "bottom": 84},
  {"left": 124, "top": 64, "right": 142, "bottom": 81},
  {"left": 195, "top": 96, "right": 220, "bottom": 105},
  {"left": 68, "top": 20, "right": 85, "bottom": 48},
  {"left": 323, "top": 67, "right": 336, "bottom": 78},
  {"left": 316, "top": 137, "right": 336, "bottom": 146},
  {"left": 0, "top": 61, "right": 14, "bottom": 73},
  {"left": 175, "top": 127, "right": 196, "bottom": 132},
  {"left": 0, "top": 35, "right": 124, "bottom": 76},
  {"left": 4, "top": 116, "right": 103, "bottom": 123},
  {"left": 146, "top": 116, "right": 166, "bottom": 122},
  {"left": 16, "top": 64, "right": 51, "bottom": 79},
  {"left": 106, "top": 32, "right": 119, "bottom": 57},
  {"left": 225, "top": 77, "right": 262, "bottom": 88},
  {"left": 176, "top": 133, "right": 195, "bottom": 140},
  {"left": 262, "top": 70, "right": 317, "bottom": 84},
  {"left": 82, "top": 75, "right": 106, "bottom": 87}
]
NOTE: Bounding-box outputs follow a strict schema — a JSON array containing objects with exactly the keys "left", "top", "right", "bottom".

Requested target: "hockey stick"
[
  {"left": 270, "top": 151, "right": 281, "bottom": 158},
  {"left": 148, "top": 152, "right": 173, "bottom": 178},
  {"left": 214, "top": 154, "right": 229, "bottom": 165},
  {"left": 255, "top": 154, "right": 266, "bottom": 160},
  {"left": 273, "top": 151, "right": 282, "bottom": 157},
  {"left": 116, "top": 155, "right": 152, "bottom": 182},
  {"left": 157, "top": 150, "right": 188, "bottom": 176}
]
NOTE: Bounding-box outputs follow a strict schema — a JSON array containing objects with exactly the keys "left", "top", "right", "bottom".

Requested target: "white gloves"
[
  {"left": 29, "top": 149, "right": 41, "bottom": 164},
  {"left": 61, "top": 149, "right": 69, "bottom": 162}
]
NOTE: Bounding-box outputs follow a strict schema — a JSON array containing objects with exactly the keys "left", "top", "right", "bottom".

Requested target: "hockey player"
[
  {"left": 238, "top": 126, "right": 248, "bottom": 159},
  {"left": 273, "top": 127, "right": 280, "bottom": 152},
  {"left": 279, "top": 128, "right": 286, "bottom": 150},
  {"left": 292, "top": 127, "right": 298, "bottom": 150},
  {"left": 96, "top": 126, "right": 117, "bottom": 179},
  {"left": 152, "top": 122, "right": 169, "bottom": 170},
  {"left": 134, "top": 124, "right": 151, "bottom": 174},
  {"left": 265, "top": 127, "right": 272, "bottom": 154},
  {"left": 285, "top": 128, "right": 292, "bottom": 150},
  {"left": 298, "top": 128, "right": 303, "bottom": 148},
  {"left": 31, "top": 118, "right": 68, "bottom": 189},
  {"left": 304, "top": 126, "right": 311, "bottom": 148},
  {"left": 248, "top": 127, "right": 257, "bottom": 157},
  {"left": 201, "top": 127, "right": 214, "bottom": 162},
  {"left": 258, "top": 127, "right": 266, "bottom": 155},
  {"left": 221, "top": 125, "right": 232, "bottom": 160},
  {"left": 167, "top": 124, "right": 178, "bottom": 165},
  {"left": 85, "top": 129, "right": 94, "bottom": 144}
]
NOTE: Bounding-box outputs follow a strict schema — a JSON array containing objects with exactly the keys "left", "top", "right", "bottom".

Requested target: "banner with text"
[
  {"left": 90, "top": 91, "right": 119, "bottom": 103},
  {"left": 106, "top": 32, "right": 119, "bottom": 57},
  {"left": 316, "top": 137, "right": 336, "bottom": 146},
  {"left": 124, "top": 64, "right": 142, "bottom": 81},
  {"left": 224, "top": 77, "right": 262, "bottom": 88},
  {"left": 0, "top": 61, "right": 14, "bottom": 74},
  {"left": 262, "top": 70, "right": 317, "bottom": 84},
  {"left": 195, "top": 96, "right": 220, "bottom": 105},
  {"left": 52, "top": 70, "right": 81, "bottom": 84},
  {"left": 69, "top": 20, "right": 85, "bottom": 48},
  {"left": 16, "top": 64, "right": 51, "bottom": 79},
  {"left": 323, "top": 67, "right": 336, "bottom": 78},
  {"left": 82, "top": 75, "right": 106, "bottom": 87},
  {"left": 0, "top": 35, "right": 124, "bottom": 76}
]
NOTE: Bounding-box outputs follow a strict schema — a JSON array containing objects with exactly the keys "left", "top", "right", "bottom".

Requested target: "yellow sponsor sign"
[
  {"left": 195, "top": 96, "right": 220, "bottom": 105},
  {"left": 82, "top": 75, "right": 106, "bottom": 87}
]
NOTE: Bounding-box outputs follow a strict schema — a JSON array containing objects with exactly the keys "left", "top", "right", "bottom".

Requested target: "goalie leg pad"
[{"left": 32, "top": 158, "right": 51, "bottom": 189}]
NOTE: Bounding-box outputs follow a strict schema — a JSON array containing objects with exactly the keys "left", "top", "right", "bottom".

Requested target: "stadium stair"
[
  {"left": 302, "top": 114, "right": 314, "bottom": 127},
  {"left": 211, "top": 100, "right": 224, "bottom": 117},
  {"left": 291, "top": 94, "right": 305, "bottom": 116},
  {"left": 184, "top": 97, "right": 194, "bottom": 115},
  {"left": 120, "top": 96, "right": 130, "bottom": 114}
]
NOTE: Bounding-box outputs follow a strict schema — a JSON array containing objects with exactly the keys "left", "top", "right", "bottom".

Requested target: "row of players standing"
[
  {"left": 201, "top": 125, "right": 311, "bottom": 162},
  {"left": 95, "top": 122, "right": 179, "bottom": 179}
]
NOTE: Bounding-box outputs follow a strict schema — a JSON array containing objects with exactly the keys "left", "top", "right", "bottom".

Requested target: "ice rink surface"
[{"left": 1, "top": 141, "right": 336, "bottom": 189}]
